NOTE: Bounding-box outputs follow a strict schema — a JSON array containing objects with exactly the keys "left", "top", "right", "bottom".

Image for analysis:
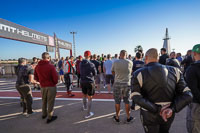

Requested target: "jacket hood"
[
  {"left": 38, "top": 60, "right": 50, "bottom": 65},
  {"left": 81, "top": 59, "right": 90, "bottom": 66}
]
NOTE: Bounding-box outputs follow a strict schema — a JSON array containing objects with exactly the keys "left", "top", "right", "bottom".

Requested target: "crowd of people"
[{"left": 14, "top": 44, "right": 200, "bottom": 133}]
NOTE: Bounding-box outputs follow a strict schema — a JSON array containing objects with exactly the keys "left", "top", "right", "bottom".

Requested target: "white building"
[{"left": 163, "top": 28, "right": 171, "bottom": 55}]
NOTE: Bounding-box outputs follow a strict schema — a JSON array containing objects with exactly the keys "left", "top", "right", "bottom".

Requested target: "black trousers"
[
  {"left": 64, "top": 73, "right": 73, "bottom": 92},
  {"left": 140, "top": 109, "right": 175, "bottom": 133},
  {"left": 16, "top": 84, "right": 33, "bottom": 114},
  {"left": 77, "top": 73, "right": 80, "bottom": 87}
]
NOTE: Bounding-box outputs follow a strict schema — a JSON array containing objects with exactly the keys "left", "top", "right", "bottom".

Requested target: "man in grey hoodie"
[{"left": 80, "top": 50, "right": 97, "bottom": 118}]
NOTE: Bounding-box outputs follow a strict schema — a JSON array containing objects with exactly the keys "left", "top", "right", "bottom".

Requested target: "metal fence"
[{"left": 0, "top": 64, "right": 17, "bottom": 77}]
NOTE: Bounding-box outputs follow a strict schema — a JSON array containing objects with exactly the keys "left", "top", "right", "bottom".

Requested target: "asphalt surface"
[{"left": 0, "top": 77, "right": 188, "bottom": 133}]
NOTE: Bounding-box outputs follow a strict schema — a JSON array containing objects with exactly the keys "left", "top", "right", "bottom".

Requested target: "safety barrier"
[{"left": 0, "top": 64, "right": 17, "bottom": 77}]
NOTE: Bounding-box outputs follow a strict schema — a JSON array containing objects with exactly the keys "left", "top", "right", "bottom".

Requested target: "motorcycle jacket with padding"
[{"left": 131, "top": 62, "right": 193, "bottom": 114}]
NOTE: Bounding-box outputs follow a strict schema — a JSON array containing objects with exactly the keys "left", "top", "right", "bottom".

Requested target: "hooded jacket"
[
  {"left": 186, "top": 61, "right": 200, "bottom": 104},
  {"left": 34, "top": 60, "right": 58, "bottom": 87},
  {"left": 80, "top": 59, "right": 97, "bottom": 83}
]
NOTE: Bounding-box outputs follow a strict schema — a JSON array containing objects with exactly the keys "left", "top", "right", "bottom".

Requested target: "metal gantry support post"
[{"left": 70, "top": 31, "right": 77, "bottom": 58}]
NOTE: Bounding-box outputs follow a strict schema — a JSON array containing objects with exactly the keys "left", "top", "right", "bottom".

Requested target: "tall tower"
[{"left": 163, "top": 28, "right": 171, "bottom": 55}]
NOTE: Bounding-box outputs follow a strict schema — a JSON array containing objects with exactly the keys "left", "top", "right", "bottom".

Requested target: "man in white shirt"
[{"left": 103, "top": 54, "right": 114, "bottom": 94}]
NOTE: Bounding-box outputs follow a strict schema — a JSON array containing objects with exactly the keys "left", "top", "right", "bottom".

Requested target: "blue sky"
[{"left": 0, "top": 0, "right": 200, "bottom": 59}]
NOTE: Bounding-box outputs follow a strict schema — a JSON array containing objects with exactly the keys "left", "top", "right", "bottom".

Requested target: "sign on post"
[{"left": 0, "top": 18, "right": 72, "bottom": 51}]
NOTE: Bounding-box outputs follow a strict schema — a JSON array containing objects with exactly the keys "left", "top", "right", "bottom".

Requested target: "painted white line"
[
  {"left": 0, "top": 87, "right": 16, "bottom": 89},
  {"left": 56, "top": 98, "right": 114, "bottom": 102},
  {"left": 0, "top": 102, "right": 19, "bottom": 106},
  {"left": 0, "top": 116, "right": 18, "bottom": 121},
  {"left": 0, "top": 97, "right": 41, "bottom": 100},
  {"left": 0, "top": 96, "right": 114, "bottom": 102},
  {"left": 0, "top": 89, "right": 17, "bottom": 92},
  {"left": 0, "top": 105, "right": 64, "bottom": 121},
  {"left": 0, "top": 90, "right": 113, "bottom": 94},
  {"left": 57, "top": 90, "right": 112, "bottom": 94},
  {"left": 73, "top": 110, "right": 123, "bottom": 124},
  {"left": 0, "top": 83, "right": 16, "bottom": 85}
]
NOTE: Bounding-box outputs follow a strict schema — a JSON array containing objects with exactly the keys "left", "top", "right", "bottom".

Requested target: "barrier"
[{"left": 0, "top": 64, "right": 17, "bottom": 77}]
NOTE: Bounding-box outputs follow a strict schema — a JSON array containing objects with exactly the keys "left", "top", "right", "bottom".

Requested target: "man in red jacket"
[
  {"left": 76, "top": 55, "right": 83, "bottom": 88},
  {"left": 34, "top": 52, "right": 58, "bottom": 124}
]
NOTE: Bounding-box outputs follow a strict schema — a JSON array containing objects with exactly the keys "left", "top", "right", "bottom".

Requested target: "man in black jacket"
[
  {"left": 91, "top": 54, "right": 101, "bottom": 94},
  {"left": 181, "top": 50, "right": 193, "bottom": 72},
  {"left": 159, "top": 48, "right": 169, "bottom": 65},
  {"left": 80, "top": 50, "right": 97, "bottom": 119},
  {"left": 131, "top": 48, "right": 193, "bottom": 133},
  {"left": 16, "top": 58, "right": 40, "bottom": 117},
  {"left": 166, "top": 52, "right": 180, "bottom": 69},
  {"left": 186, "top": 44, "right": 200, "bottom": 133}
]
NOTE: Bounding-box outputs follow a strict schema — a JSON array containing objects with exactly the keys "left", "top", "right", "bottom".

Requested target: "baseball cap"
[
  {"left": 192, "top": 44, "right": 200, "bottom": 54},
  {"left": 84, "top": 51, "right": 91, "bottom": 57}
]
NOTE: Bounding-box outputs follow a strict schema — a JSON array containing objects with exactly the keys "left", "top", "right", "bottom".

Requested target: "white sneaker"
[
  {"left": 26, "top": 112, "right": 36, "bottom": 118},
  {"left": 82, "top": 106, "right": 87, "bottom": 111},
  {"left": 22, "top": 112, "right": 27, "bottom": 116},
  {"left": 85, "top": 112, "right": 94, "bottom": 119}
]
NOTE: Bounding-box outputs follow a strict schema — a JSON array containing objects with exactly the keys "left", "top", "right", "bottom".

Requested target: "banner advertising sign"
[
  {"left": 0, "top": 18, "right": 72, "bottom": 50},
  {"left": 46, "top": 46, "right": 54, "bottom": 52},
  {"left": 48, "top": 36, "right": 54, "bottom": 46},
  {"left": 0, "top": 18, "right": 48, "bottom": 45},
  {"left": 57, "top": 38, "right": 72, "bottom": 50}
]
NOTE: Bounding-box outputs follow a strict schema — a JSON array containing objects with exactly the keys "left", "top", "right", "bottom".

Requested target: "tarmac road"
[{"left": 0, "top": 78, "right": 188, "bottom": 133}]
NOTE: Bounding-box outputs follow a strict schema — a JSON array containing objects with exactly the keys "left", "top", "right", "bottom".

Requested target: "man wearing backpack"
[
  {"left": 16, "top": 58, "right": 40, "bottom": 117},
  {"left": 63, "top": 56, "right": 75, "bottom": 97}
]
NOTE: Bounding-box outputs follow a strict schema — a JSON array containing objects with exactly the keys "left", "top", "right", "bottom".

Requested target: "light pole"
[{"left": 70, "top": 31, "right": 77, "bottom": 58}]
